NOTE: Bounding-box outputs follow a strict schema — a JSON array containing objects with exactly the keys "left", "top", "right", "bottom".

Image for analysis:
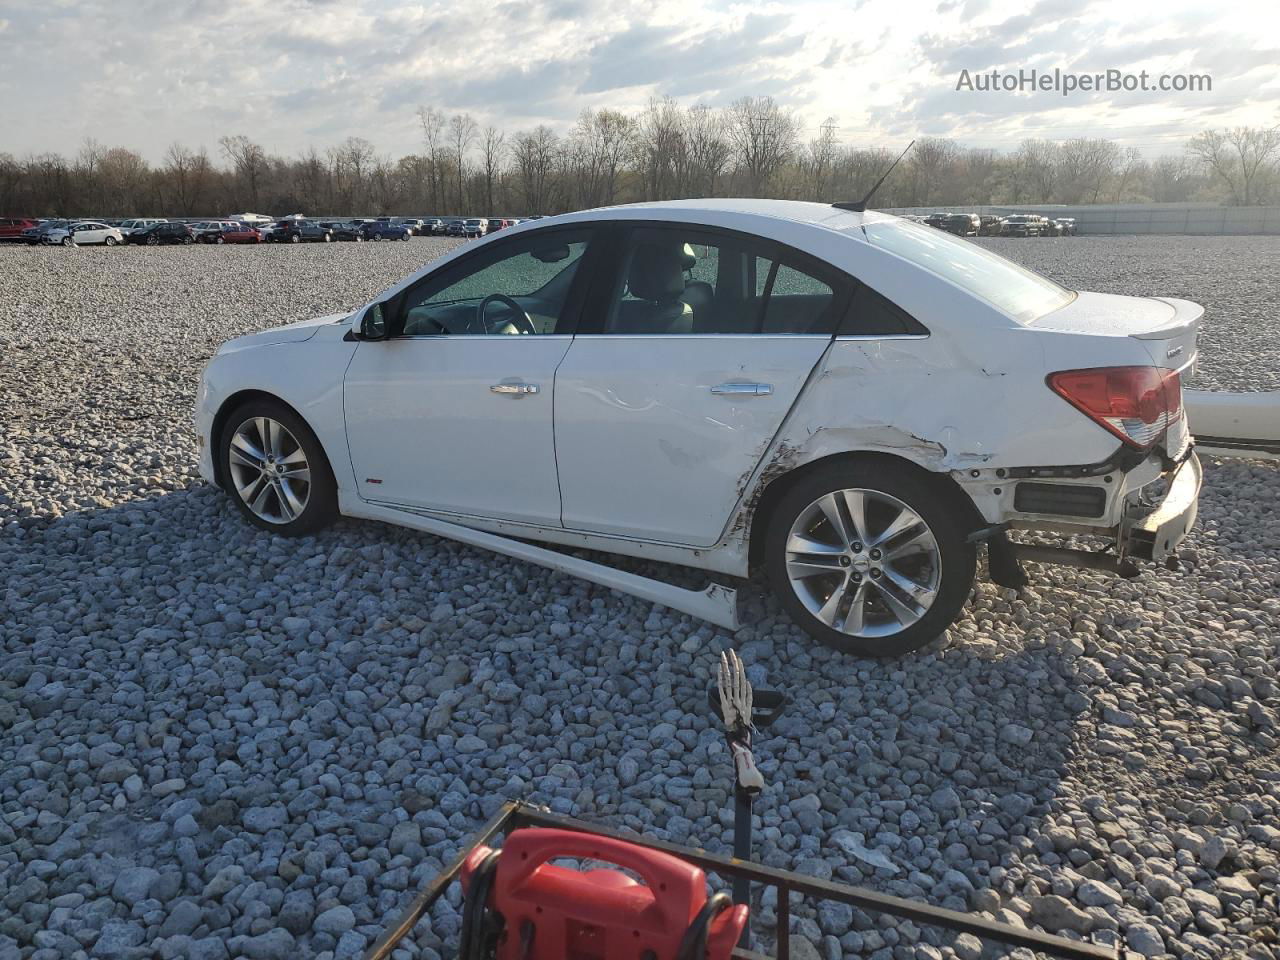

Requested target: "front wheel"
[
  {"left": 218, "top": 401, "right": 338, "bottom": 536},
  {"left": 764, "top": 460, "right": 975, "bottom": 657},
  {"left": 104, "top": 236, "right": 117, "bottom": 246},
  {"left": 290, "top": 234, "right": 300, "bottom": 244},
  {"left": 62, "top": 236, "right": 75, "bottom": 247}
]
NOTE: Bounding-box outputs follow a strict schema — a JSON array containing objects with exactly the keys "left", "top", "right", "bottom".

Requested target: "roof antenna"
[{"left": 832, "top": 139, "right": 915, "bottom": 213}]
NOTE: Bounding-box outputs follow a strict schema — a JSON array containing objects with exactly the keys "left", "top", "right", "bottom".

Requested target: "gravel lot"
[{"left": 1, "top": 236, "right": 1277, "bottom": 960}]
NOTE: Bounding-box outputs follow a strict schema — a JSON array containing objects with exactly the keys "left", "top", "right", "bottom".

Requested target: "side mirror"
[{"left": 357, "top": 302, "right": 389, "bottom": 340}]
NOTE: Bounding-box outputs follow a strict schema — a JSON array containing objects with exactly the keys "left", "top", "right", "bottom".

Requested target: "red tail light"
[{"left": 1048, "top": 366, "right": 1182, "bottom": 448}]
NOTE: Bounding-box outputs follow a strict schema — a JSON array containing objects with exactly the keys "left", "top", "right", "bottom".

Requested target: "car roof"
[{"left": 517, "top": 198, "right": 894, "bottom": 247}]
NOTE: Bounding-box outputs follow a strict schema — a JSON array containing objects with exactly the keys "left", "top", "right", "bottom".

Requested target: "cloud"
[{"left": 0, "top": 0, "right": 1275, "bottom": 162}]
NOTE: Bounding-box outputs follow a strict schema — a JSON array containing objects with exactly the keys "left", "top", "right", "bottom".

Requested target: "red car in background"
[
  {"left": 196, "top": 221, "right": 262, "bottom": 244},
  {"left": 0, "top": 218, "right": 38, "bottom": 242}
]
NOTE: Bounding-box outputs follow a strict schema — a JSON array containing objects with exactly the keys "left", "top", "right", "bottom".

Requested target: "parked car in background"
[
  {"left": 269, "top": 220, "right": 334, "bottom": 243},
  {"left": 444, "top": 218, "right": 467, "bottom": 237},
  {"left": 1039, "top": 217, "right": 1063, "bottom": 237},
  {"left": 462, "top": 218, "right": 488, "bottom": 238},
  {"left": 397, "top": 218, "right": 427, "bottom": 235},
  {"left": 1000, "top": 215, "right": 1044, "bottom": 238},
  {"left": 0, "top": 217, "right": 38, "bottom": 241},
  {"left": 422, "top": 217, "right": 445, "bottom": 235},
  {"left": 50, "top": 221, "right": 125, "bottom": 246},
  {"left": 486, "top": 218, "right": 514, "bottom": 233},
  {"left": 978, "top": 215, "right": 1004, "bottom": 236},
  {"left": 360, "top": 221, "right": 412, "bottom": 242},
  {"left": 125, "top": 221, "right": 196, "bottom": 245},
  {"left": 922, "top": 213, "right": 947, "bottom": 230},
  {"left": 318, "top": 221, "right": 365, "bottom": 241},
  {"left": 942, "top": 213, "right": 980, "bottom": 237},
  {"left": 195, "top": 199, "right": 1202, "bottom": 656},
  {"left": 119, "top": 218, "right": 168, "bottom": 236},
  {"left": 202, "top": 221, "right": 262, "bottom": 244},
  {"left": 1055, "top": 218, "right": 1077, "bottom": 236},
  {"left": 22, "top": 220, "right": 70, "bottom": 244}
]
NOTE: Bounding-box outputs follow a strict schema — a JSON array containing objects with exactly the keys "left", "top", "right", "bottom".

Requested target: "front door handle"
[
  {"left": 490, "top": 381, "right": 539, "bottom": 396},
  {"left": 710, "top": 382, "right": 773, "bottom": 396}
]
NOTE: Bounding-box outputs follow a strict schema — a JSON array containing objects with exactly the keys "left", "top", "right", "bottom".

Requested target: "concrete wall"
[{"left": 878, "top": 203, "right": 1280, "bottom": 236}]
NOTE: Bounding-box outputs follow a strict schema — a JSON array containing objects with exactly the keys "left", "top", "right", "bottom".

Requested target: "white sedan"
[
  {"left": 195, "top": 199, "right": 1202, "bottom": 655},
  {"left": 46, "top": 221, "right": 125, "bottom": 246}
]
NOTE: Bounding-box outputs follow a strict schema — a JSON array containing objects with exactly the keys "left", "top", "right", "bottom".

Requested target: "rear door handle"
[
  {"left": 710, "top": 382, "right": 773, "bottom": 396},
  {"left": 490, "top": 381, "right": 539, "bottom": 396}
]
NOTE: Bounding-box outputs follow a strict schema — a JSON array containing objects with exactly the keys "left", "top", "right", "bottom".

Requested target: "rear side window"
[{"left": 838, "top": 285, "right": 930, "bottom": 336}]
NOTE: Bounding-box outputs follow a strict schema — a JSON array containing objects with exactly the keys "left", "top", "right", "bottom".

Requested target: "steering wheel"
[{"left": 476, "top": 294, "right": 537, "bottom": 335}]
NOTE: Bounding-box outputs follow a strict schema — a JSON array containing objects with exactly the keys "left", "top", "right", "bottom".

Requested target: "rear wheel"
[
  {"left": 218, "top": 400, "right": 337, "bottom": 536},
  {"left": 147, "top": 235, "right": 159, "bottom": 246},
  {"left": 215, "top": 236, "right": 225, "bottom": 244},
  {"left": 764, "top": 460, "right": 975, "bottom": 656}
]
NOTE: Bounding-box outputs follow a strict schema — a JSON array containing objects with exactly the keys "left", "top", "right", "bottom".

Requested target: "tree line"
[{"left": 2, "top": 97, "right": 1278, "bottom": 218}]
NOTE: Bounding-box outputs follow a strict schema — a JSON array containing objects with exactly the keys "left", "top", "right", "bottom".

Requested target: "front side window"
[
  {"left": 861, "top": 219, "right": 1073, "bottom": 322},
  {"left": 601, "top": 227, "right": 848, "bottom": 335},
  {"left": 397, "top": 229, "right": 592, "bottom": 336}
]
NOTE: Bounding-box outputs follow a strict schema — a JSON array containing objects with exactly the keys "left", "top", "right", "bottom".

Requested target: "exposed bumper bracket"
[{"left": 1008, "top": 544, "right": 1141, "bottom": 579}]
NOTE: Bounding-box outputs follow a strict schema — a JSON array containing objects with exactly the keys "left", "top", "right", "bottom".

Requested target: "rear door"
[{"left": 553, "top": 223, "right": 853, "bottom": 547}]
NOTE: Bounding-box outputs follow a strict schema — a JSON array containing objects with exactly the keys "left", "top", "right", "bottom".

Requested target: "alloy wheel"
[
  {"left": 227, "top": 417, "right": 311, "bottom": 525},
  {"left": 785, "top": 488, "right": 941, "bottom": 638}
]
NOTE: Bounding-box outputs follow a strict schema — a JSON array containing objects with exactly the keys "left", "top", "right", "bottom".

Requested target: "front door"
[
  {"left": 343, "top": 227, "right": 595, "bottom": 526},
  {"left": 554, "top": 224, "right": 852, "bottom": 547}
]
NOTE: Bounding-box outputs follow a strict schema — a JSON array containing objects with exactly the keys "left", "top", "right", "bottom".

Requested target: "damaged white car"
[{"left": 195, "top": 199, "right": 1202, "bottom": 656}]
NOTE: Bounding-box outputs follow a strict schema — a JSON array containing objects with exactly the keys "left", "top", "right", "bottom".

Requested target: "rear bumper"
[{"left": 1122, "top": 450, "right": 1202, "bottom": 562}]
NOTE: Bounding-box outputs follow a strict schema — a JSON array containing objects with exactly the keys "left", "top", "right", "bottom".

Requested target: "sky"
[{"left": 1, "top": 0, "right": 1277, "bottom": 162}]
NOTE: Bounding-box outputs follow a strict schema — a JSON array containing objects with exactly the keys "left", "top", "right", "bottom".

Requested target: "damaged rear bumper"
[{"left": 1121, "top": 450, "right": 1202, "bottom": 563}]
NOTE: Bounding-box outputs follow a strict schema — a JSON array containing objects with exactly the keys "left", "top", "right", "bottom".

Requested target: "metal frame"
[{"left": 364, "top": 801, "right": 1119, "bottom": 960}]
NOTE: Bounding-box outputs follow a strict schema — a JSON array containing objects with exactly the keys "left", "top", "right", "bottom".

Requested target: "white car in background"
[
  {"left": 45, "top": 221, "right": 125, "bottom": 246},
  {"left": 195, "top": 199, "right": 1202, "bottom": 656},
  {"left": 119, "top": 218, "right": 167, "bottom": 236}
]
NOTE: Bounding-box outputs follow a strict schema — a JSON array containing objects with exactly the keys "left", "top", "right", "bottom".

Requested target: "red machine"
[{"left": 459, "top": 827, "right": 748, "bottom": 960}]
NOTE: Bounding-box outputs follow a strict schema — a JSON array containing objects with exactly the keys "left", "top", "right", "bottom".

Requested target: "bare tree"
[
  {"left": 416, "top": 106, "right": 446, "bottom": 211},
  {"left": 905, "top": 137, "right": 959, "bottom": 206},
  {"left": 637, "top": 97, "right": 685, "bottom": 200},
  {"left": 1014, "top": 140, "right": 1059, "bottom": 203},
  {"left": 801, "top": 119, "right": 839, "bottom": 201},
  {"left": 1111, "top": 147, "right": 1143, "bottom": 203},
  {"left": 449, "top": 113, "right": 478, "bottom": 210},
  {"left": 1187, "top": 126, "right": 1280, "bottom": 205},
  {"left": 726, "top": 96, "right": 798, "bottom": 196},
  {"left": 568, "top": 109, "right": 635, "bottom": 208},
  {"left": 218, "top": 135, "right": 268, "bottom": 209},
  {"left": 511, "top": 126, "right": 559, "bottom": 214},
  {"left": 682, "top": 104, "right": 730, "bottom": 197},
  {"left": 480, "top": 126, "right": 505, "bottom": 213}
]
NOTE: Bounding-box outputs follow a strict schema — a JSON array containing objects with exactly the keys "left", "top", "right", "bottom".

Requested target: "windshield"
[{"left": 862, "top": 219, "right": 1074, "bottom": 323}]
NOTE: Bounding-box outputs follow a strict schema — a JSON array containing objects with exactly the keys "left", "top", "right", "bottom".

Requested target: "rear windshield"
[{"left": 862, "top": 219, "right": 1074, "bottom": 323}]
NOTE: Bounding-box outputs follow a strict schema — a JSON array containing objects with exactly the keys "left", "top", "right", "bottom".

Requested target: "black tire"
[
  {"left": 217, "top": 399, "right": 338, "bottom": 536},
  {"left": 104, "top": 236, "right": 117, "bottom": 246},
  {"left": 147, "top": 235, "right": 159, "bottom": 246},
  {"left": 764, "top": 459, "right": 975, "bottom": 657},
  {"left": 61, "top": 235, "right": 74, "bottom": 247},
  {"left": 290, "top": 234, "right": 300, "bottom": 244},
  {"left": 181, "top": 236, "right": 193, "bottom": 244},
  {"left": 215, "top": 236, "right": 225, "bottom": 244}
]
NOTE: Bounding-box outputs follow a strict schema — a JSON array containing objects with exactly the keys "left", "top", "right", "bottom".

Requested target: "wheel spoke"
[
  {"left": 786, "top": 532, "right": 845, "bottom": 557},
  {"left": 817, "top": 493, "right": 857, "bottom": 548},
  {"left": 880, "top": 563, "right": 937, "bottom": 608},
  {"left": 841, "top": 489, "right": 871, "bottom": 544},
  {"left": 236, "top": 473, "right": 266, "bottom": 502},
  {"left": 280, "top": 446, "right": 307, "bottom": 466},
  {"left": 231, "top": 431, "right": 265, "bottom": 465},
  {"left": 229, "top": 447, "right": 262, "bottom": 471},
  {"left": 883, "top": 527, "right": 935, "bottom": 561},
  {"left": 870, "top": 574, "right": 927, "bottom": 627},
  {"left": 870, "top": 505, "right": 924, "bottom": 548},
  {"left": 786, "top": 554, "right": 844, "bottom": 579},
  {"left": 280, "top": 465, "right": 310, "bottom": 482},
  {"left": 278, "top": 479, "right": 307, "bottom": 518},
  {"left": 249, "top": 480, "right": 274, "bottom": 515},
  {"left": 840, "top": 581, "right": 869, "bottom": 634},
  {"left": 815, "top": 577, "right": 851, "bottom": 626}
]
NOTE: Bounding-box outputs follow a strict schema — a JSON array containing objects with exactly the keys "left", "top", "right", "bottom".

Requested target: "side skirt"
[{"left": 343, "top": 501, "right": 742, "bottom": 631}]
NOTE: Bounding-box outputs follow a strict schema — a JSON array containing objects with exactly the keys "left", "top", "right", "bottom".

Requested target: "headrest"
[
  {"left": 680, "top": 243, "right": 697, "bottom": 270},
  {"left": 628, "top": 243, "right": 687, "bottom": 302}
]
